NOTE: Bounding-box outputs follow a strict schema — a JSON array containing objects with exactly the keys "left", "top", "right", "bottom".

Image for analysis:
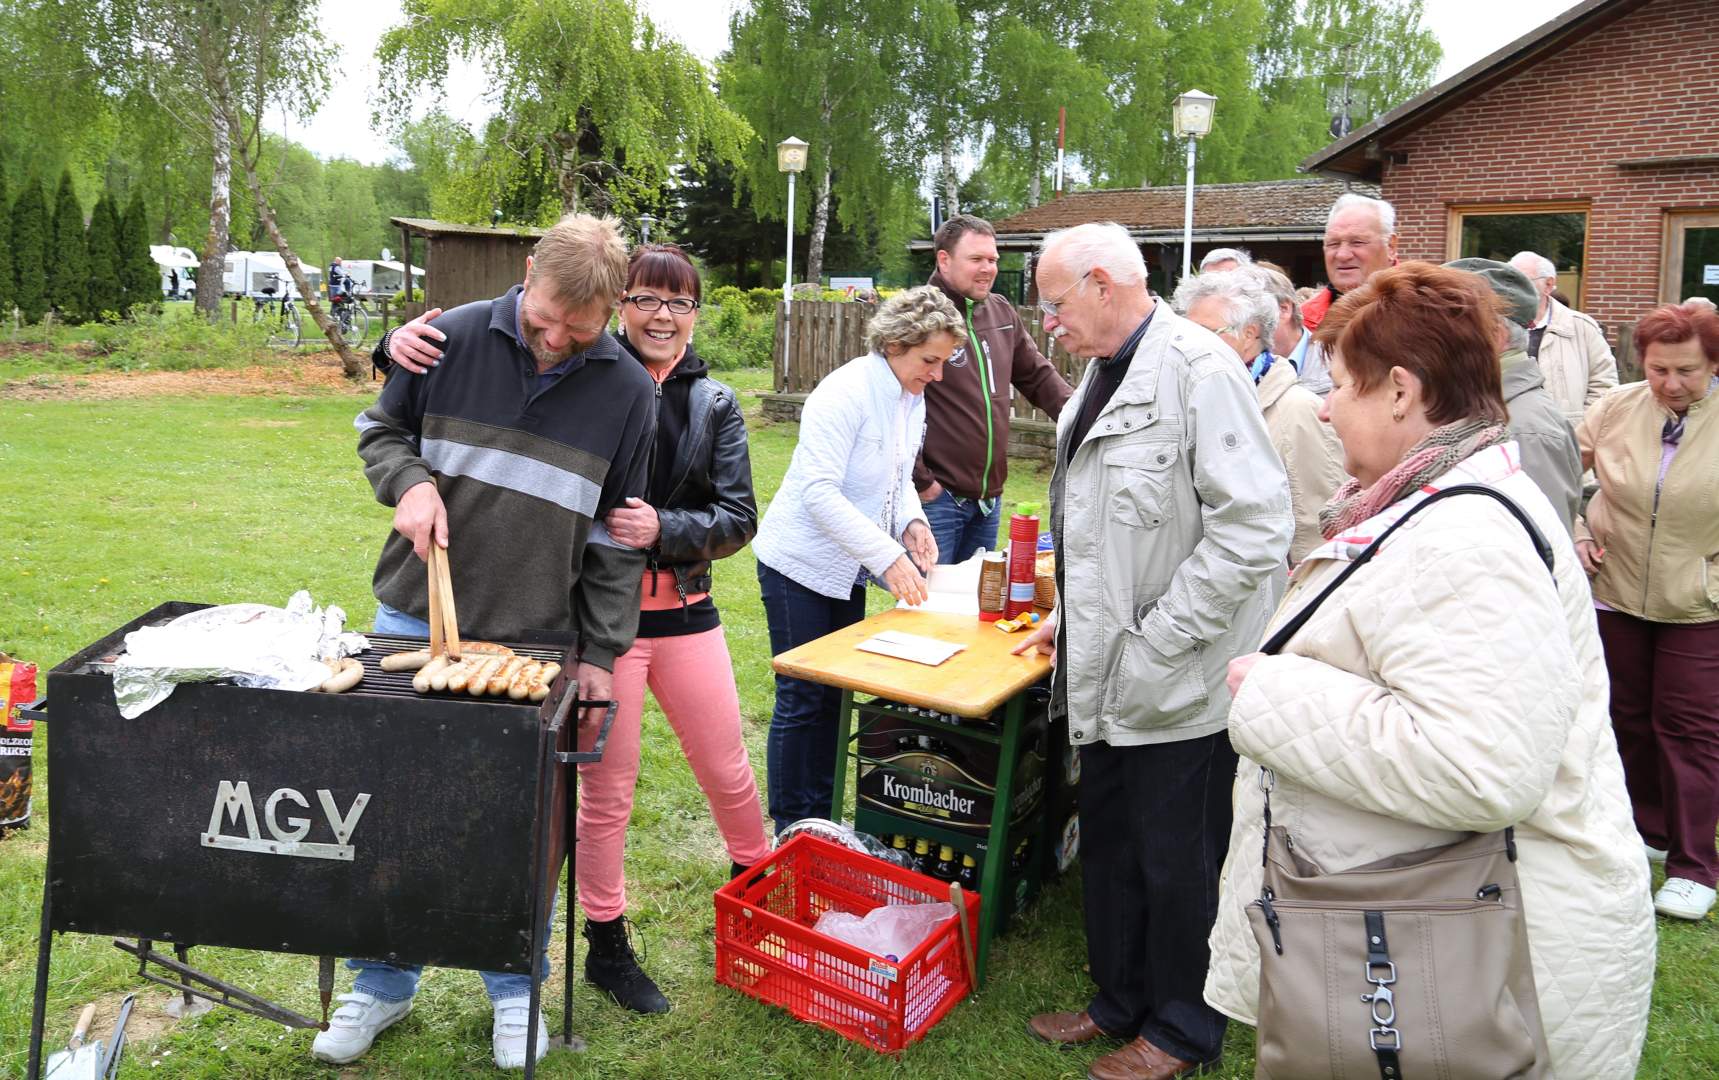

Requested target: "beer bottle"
[
  {"left": 934, "top": 844, "right": 956, "bottom": 881},
  {"left": 958, "top": 853, "right": 978, "bottom": 889},
  {"left": 891, "top": 833, "right": 910, "bottom": 861},
  {"left": 912, "top": 837, "right": 932, "bottom": 874}
]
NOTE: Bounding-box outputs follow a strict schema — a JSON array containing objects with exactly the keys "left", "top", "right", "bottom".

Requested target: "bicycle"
[
  {"left": 330, "top": 288, "right": 369, "bottom": 347},
  {"left": 251, "top": 278, "right": 303, "bottom": 348}
]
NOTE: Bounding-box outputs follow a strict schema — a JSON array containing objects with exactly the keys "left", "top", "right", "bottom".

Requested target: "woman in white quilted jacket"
[{"left": 1205, "top": 263, "right": 1654, "bottom": 1077}]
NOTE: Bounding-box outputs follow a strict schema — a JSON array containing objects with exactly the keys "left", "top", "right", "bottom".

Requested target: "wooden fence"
[{"left": 771, "top": 300, "right": 1084, "bottom": 425}]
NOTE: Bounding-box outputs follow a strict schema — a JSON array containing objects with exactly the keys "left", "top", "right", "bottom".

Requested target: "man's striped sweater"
[{"left": 356, "top": 286, "right": 657, "bottom": 669}]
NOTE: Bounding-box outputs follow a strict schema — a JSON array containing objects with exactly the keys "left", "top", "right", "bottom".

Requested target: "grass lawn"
[{"left": 0, "top": 365, "right": 1712, "bottom": 1077}]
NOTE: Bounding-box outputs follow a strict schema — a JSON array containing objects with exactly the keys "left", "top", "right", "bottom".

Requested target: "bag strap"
[
  {"left": 1255, "top": 484, "right": 1551, "bottom": 866},
  {"left": 1261, "top": 484, "right": 1554, "bottom": 657}
]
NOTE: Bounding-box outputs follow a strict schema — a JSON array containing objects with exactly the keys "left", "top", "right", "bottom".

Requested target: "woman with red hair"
[
  {"left": 1577, "top": 301, "right": 1719, "bottom": 920},
  {"left": 1208, "top": 263, "right": 1653, "bottom": 1077}
]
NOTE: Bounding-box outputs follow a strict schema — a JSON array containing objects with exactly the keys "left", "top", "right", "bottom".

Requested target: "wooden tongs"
[{"left": 425, "top": 543, "right": 462, "bottom": 660}]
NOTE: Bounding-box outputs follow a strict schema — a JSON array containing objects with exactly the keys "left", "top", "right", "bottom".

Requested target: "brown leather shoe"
[
  {"left": 1027, "top": 1009, "right": 1110, "bottom": 1046},
  {"left": 1086, "top": 1036, "right": 1206, "bottom": 1080}
]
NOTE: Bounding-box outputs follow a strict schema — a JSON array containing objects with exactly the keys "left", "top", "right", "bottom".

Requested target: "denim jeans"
[
  {"left": 349, "top": 602, "right": 551, "bottom": 1004},
  {"left": 921, "top": 489, "right": 1002, "bottom": 564},
  {"left": 757, "top": 561, "right": 867, "bottom": 834},
  {"left": 1078, "top": 732, "right": 1237, "bottom": 1065}
]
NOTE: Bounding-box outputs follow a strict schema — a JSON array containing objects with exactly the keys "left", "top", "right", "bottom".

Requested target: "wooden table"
[{"left": 772, "top": 607, "right": 1053, "bottom": 982}]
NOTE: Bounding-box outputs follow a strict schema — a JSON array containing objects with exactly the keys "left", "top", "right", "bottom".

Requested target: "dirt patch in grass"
[{"left": 0, "top": 351, "right": 377, "bottom": 400}]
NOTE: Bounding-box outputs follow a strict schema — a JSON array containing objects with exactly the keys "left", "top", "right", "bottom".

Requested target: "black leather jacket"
[{"left": 639, "top": 347, "right": 758, "bottom": 601}]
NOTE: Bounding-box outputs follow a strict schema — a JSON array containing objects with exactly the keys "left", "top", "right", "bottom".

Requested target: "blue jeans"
[
  {"left": 921, "top": 489, "right": 1002, "bottom": 564},
  {"left": 349, "top": 603, "right": 551, "bottom": 1004},
  {"left": 757, "top": 562, "right": 867, "bottom": 835}
]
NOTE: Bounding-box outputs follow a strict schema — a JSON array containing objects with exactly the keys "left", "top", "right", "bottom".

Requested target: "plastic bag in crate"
[{"left": 1, "top": 651, "right": 38, "bottom": 835}]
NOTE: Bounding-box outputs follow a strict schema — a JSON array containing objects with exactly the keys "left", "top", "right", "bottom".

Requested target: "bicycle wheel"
[
  {"left": 339, "top": 302, "right": 369, "bottom": 347},
  {"left": 264, "top": 303, "right": 301, "bottom": 349}
]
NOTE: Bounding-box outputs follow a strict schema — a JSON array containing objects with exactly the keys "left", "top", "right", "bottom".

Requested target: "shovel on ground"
[{"left": 45, "top": 1003, "right": 104, "bottom": 1080}]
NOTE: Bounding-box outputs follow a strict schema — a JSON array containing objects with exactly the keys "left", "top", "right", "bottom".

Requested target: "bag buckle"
[
  {"left": 1369, "top": 1025, "right": 1402, "bottom": 1052},
  {"left": 1361, "top": 978, "right": 1397, "bottom": 1027}
]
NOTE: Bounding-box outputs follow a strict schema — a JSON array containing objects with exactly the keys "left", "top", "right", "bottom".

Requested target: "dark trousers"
[
  {"left": 1079, "top": 732, "right": 1236, "bottom": 1066},
  {"left": 758, "top": 560, "right": 868, "bottom": 835},
  {"left": 1597, "top": 610, "right": 1719, "bottom": 886}
]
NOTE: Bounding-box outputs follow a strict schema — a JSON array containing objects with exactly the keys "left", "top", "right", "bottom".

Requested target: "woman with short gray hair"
[{"left": 752, "top": 285, "right": 964, "bottom": 832}]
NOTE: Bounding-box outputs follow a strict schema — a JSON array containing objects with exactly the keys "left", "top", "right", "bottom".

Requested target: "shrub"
[
  {"left": 694, "top": 307, "right": 774, "bottom": 371},
  {"left": 0, "top": 169, "right": 12, "bottom": 317},
  {"left": 11, "top": 177, "right": 49, "bottom": 323},
  {"left": 84, "top": 192, "right": 125, "bottom": 322},
  {"left": 707, "top": 284, "right": 746, "bottom": 312},
  {"left": 48, "top": 170, "right": 87, "bottom": 323},
  {"left": 391, "top": 287, "right": 424, "bottom": 304},
  {"left": 120, "top": 191, "right": 159, "bottom": 312},
  {"left": 745, "top": 287, "right": 781, "bottom": 314}
]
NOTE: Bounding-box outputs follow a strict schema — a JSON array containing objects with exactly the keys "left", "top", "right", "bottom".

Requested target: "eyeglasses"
[
  {"left": 625, "top": 294, "right": 700, "bottom": 315},
  {"left": 1037, "top": 271, "right": 1092, "bottom": 317}
]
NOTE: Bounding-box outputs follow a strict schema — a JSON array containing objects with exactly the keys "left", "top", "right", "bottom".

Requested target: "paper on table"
[
  {"left": 896, "top": 551, "right": 985, "bottom": 615},
  {"left": 855, "top": 629, "right": 967, "bottom": 666}
]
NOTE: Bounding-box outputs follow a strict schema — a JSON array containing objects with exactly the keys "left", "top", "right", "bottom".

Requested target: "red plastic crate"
[{"left": 714, "top": 833, "right": 980, "bottom": 1053}]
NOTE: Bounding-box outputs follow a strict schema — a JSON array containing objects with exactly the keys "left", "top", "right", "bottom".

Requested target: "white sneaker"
[
  {"left": 491, "top": 995, "right": 549, "bottom": 1070},
  {"left": 1644, "top": 844, "right": 1669, "bottom": 863},
  {"left": 310, "top": 992, "right": 412, "bottom": 1064},
  {"left": 1653, "top": 877, "right": 1717, "bottom": 920}
]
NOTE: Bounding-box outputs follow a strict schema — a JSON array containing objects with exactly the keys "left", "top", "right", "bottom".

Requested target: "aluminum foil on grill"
[{"left": 111, "top": 591, "right": 371, "bottom": 718}]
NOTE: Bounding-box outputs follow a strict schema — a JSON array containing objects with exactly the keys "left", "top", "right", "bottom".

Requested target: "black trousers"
[{"left": 1079, "top": 731, "right": 1237, "bottom": 1065}]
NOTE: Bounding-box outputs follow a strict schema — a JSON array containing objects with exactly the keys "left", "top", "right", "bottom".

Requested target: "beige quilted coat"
[{"left": 1205, "top": 443, "right": 1654, "bottom": 1079}]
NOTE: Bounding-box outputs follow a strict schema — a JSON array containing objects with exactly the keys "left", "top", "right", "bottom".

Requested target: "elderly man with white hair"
[
  {"left": 1197, "top": 246, "right": 1251, "bottom": 273},
  {"left": 1299, "top": 192, "right": 1399, "bottom": 395},
  {"left": 1174, "top": 268, "right": 1345, "bottom": 564},
  {"left": 1508, "top": 250, "right": 1618, "bottom": 425},
  {"left": 1014, "top": 223, "right": 1291, "bottom": 1080}
]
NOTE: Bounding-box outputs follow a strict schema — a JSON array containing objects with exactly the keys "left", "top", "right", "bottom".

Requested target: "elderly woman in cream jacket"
[
  {"left": 752, "top": 286, "right": 964, "bottom": 834},
  {"left": 1208, "top": 264, "right": 1653, "bottom": 1078}
]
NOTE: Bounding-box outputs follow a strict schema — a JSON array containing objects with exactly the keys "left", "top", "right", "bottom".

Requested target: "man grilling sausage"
[{"left": 320, "top": 213, "right": 656, "bottom": 1070}]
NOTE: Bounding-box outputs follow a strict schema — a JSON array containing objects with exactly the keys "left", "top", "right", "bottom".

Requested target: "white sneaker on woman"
[
  {"left": 1644, "top": 844, "right": 1669, "bottom": 863},
  {"left": 310, "top": 992, "right": 412, "bottom": 1064},
  {"left": 1653, "top": 877, "right": 1716, "bottom": 920},
  {"left": 491, "top": 995, "right": 550, "bottom": 1069}
]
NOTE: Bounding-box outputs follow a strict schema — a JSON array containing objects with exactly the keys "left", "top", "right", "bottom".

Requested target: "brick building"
[{"left": 1302, "top": 0, "right": 1719, "bottom": 332}]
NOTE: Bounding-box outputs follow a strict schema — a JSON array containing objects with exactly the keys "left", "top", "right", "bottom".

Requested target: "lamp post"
[
  {"left": 1172, "top": 89, "right": 1217, "bottom": 282},
  {"left": 638, "top": 214, "right": 656, "bottom": 244},
  {"left": 776, "top": 136, "right": 809, "bottom": 388}
]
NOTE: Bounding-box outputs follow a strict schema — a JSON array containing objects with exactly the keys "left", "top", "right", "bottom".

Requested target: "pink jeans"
[{"left": 575, "top": 625, "right": 772, "bottom": 920}]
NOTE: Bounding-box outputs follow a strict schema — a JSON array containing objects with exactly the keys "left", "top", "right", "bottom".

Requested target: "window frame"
[
  {"left": 1660, "top": 209, "right": 1719, "bottom": 305},
  {"left": 1445, "top": 202, "right": 1592, "bottom": 311}
]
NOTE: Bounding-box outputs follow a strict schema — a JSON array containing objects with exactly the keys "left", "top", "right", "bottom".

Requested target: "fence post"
[{"left": 230, "top": 297, "right": 239, "bottom": 325}]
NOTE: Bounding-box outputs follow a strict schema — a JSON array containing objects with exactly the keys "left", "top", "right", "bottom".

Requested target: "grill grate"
[{"left": 354, "top": 634, "right": 571, "bottom": 704}]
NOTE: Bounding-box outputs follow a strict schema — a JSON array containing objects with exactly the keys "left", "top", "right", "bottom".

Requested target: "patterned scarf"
[{"left": 1319, "top": 418, "right": 1510, "bottom": 539}]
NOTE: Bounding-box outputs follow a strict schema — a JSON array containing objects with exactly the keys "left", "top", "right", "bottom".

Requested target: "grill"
[{"left": 23, "top": 602, "right": 613, "bottom": 1080}]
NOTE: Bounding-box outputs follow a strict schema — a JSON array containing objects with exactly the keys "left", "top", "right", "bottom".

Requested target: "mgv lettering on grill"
[{"left": 200, "top": 781, "right": 370, "bottom": 862}]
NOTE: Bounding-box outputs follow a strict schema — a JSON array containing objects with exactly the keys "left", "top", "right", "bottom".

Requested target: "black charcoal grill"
[{"left": 23, "top": 602, "right": 613, "bottom": 1079}]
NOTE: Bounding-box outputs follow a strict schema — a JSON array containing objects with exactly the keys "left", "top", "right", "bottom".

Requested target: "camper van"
[
  {"left": 340, "top": 259, "right": 425, "bottom": 299},
  {"left": 221, "top": 251, "right": 323, "bottom": 300},
  {"left": 150, "top": 245, "right": 199, "bottom": 299}
]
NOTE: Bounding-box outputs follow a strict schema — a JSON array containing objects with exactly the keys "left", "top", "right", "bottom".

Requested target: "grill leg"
[
  {"left": 25, "top": 866, "right": 52, "bottom": 1080},
  {"left": 174, "top": 944, "right": 194, "bottom": 1011},
  {"left": 563, "top": 762, "right": 576, "bottom": 1043}
]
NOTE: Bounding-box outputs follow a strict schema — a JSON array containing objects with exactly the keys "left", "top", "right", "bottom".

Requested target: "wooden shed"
[{"left": 390, "top": 217, "right": 547, "bottom": 314}]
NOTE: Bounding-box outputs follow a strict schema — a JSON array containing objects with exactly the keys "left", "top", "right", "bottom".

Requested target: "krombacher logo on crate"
[{"left": 856, "top": 711, "right": 1046, "bottom": 835}]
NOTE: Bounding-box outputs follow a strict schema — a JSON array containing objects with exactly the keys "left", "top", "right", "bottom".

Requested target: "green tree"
[
  {"left": 671, "top": 155, "right": 782, "bottom": 287},
  {"left": 120, "top": 188, "right": 158, "bottom": 310},
  {"left": 48, "top": 169, "right": 89, "bottom": 322},
  {"left": 376, "top": 0, "right": 751, "bottom": 219},
  {"left": 11, "top": 177, "right": 49, "bottom": 323},
  {"left": 722, "top": 0, "right": 914, "bottom": 283},
  {"left": 0, "top": 167, "right": 14, "bottom": 318},
  {"left": 84, "top": 190, "right": 124, "bottom": 319},
  {"left": 322, "top": 159, "right": 386, "bottom": 260}
]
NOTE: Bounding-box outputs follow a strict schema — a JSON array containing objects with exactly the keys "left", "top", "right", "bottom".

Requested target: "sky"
[{"left": 293, "top": 0, "right": 1582, "bottom": 167}]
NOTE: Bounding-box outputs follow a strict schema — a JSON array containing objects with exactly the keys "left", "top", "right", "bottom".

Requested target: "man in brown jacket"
[
  {"left": 1510, "top": 250, "right": 1618, "bottom": 425},
  {"left": 918, "top": 215, "right": 1072, "bottom": 561}
]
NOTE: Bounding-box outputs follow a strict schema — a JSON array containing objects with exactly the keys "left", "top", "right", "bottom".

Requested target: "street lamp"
[
  {"left": 1172, "top": 89, "right": 1217, "bottom": 282},
  {"left": 777, "top": 136, "right": 809, "bottom": 387},
  {"left": 638, "top": 214, "right": 656, "bottom": 243}
]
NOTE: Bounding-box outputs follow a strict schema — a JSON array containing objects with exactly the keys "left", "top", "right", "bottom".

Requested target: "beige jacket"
[
  {"left": 1575, "top": 381, "right": 1719, "bottom": 623},
  {"left": 1050, "top": 307, "right": 1291, "bottom": 747},
  {"left": 1205, "top": 444, "right": 1654, "bottom": 1079},
  {"left": 1256, "top": 359, "right": 1346, "bottom": 564},
  {"left": 1536, "top": 299, "right": 1618, "bottom": 425}
]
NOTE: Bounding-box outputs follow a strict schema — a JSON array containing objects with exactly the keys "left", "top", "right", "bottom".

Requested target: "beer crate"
[
  {"left": 714, "top": 834, "right": 979, "bottom": 1054},
  {"left": 853, "top": 701, "right": 1048, "bottom": 838}
]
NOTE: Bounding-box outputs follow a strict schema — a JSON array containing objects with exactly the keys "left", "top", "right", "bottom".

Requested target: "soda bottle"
[{"left": 934, "top": 844, "right": 956, "bottom": 881}]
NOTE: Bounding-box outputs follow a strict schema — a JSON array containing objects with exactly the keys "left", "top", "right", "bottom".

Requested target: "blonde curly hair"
[{"left": 866, "top": 285, "right": 964, "bottom": 356}]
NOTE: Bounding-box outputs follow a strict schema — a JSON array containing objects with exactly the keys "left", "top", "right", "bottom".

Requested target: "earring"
[{"left": 1391, "top": 408, "right": 1403, "bottom": 422}]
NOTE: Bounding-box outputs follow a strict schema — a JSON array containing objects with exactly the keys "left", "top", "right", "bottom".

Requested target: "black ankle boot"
[{"left": 582, "top": 916, "right": 670, "bottom": 1014}]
